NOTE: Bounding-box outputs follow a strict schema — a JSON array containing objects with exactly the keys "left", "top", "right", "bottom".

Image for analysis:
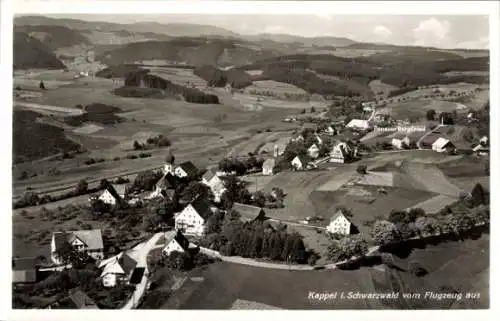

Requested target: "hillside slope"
[
  {"left": 14, "top": 25, "right": 91, "bottom": 50},
  {"left": 13, "top": 32, "right": 66, "bottom": 70}
]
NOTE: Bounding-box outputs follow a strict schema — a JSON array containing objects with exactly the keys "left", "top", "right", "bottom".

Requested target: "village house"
[
  {"left": 163, "top": 152, "right": 176, "bottom": 175},
  {"left": 273, "top": 143, "right": 286, "bottom": 157},
  {"left": 175, "top": 196, "right": 214, "bottom": 236},
  {"left": 201, "top": 168, "right": 226, "bottom": 202},
  {"left": 473, "top": 144, "right": 489, "bottom": 156},
  {"left": 432, "top": 137, "right": 456, "bottom": 153},
  {"left": 173, "top": 161, "right": 199, "bottom": 179},
  {"left": 262, "top": 158, "right": 277, "bottom": 176},
  {"left": 308, "top": 144, "right": 320, "bottom": 159},
  {"left": 291, "top": 155, "right": 307, "bottom": 170},
  {"left": 147, "top": 172, "right": 177, "bottom": 200},
  {"left": 50, "top": 229, "right": 104, "bottom": 265},
  {"left": 346, "top": 119, "right": 370, "bottom": 131},
  {"left": 290, "top": 133, "right": 304, "bottom": 143},
  {"left": 98, "top": 251, "right": 138, "bottom": 287},
  {"left": 232, "top": 202, "right": 266, "bottom": 221},
  {"left": 326, "top": 210, "right": 355, "bottom": 235},
  {"left": 98, "top": 184, "right": 126, "bottom": 206},
  {"left": 391, "top": 133, "right": 411, "bottom": 149},
  {"left": 480, "top": 136, "right": 489, "bottom": 145},
  {"left": 330, "top": 142, "right": 354, "bottom": 164},
  {"left": 12, "top": 257, "right": 37, "bottom": 284},
  {"left": 162, "top": 230, "right": 190, "bottom": 256}
]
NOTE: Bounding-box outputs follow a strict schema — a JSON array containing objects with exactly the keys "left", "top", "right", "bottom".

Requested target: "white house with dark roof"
[
  {"left": 175, "top": 197, "right": 214, "bottom": 236},
  {"left": 291, "top": 155, "right": 305, "bottom": 170},
  {"left": 162, "top": 230, "right": 191, "bottom": 256},
  {"left": 51, "top": 229, "right": 104, "bottom": 264},
  {"left": 174, "top": 161, "right": 199, "bottom": 178},
  {"left": 201, "top": 168, "right": 226, "bottom": 202},
  {"left": 98, "top": 184, "right": 126, "bottom": 206},
  {"left": 432, "top": 137, "right": 455, "bottom": 153},
  {"left": 324, "top": 125, "right": 336, "bottom": 136},
  {"left": 326, "top": 210, "right": 353, "bottom": 235},
  {"left": 330, "top": 142, "right": 354, "bottom": 164},
  {"left": 98, "top": 251, "right": 138, "bottom": 287}
]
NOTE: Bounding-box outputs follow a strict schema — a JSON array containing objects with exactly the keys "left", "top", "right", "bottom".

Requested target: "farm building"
[
  {"left": 473, "top": 144, "right": 489, "bottom": 156},
  {"left": 162, "top": 230, "right": 190, "bottom": 256},
  {"left": 480, "top": 136, "right": 489, "bottom": 145},
  {"left": 175, "top": 196, "right": 214, "bottom": 236},
  {"left": 201, "top": 168, "right": 226, "bottom": 202},
  {"left": 174, "top": 161, "right": 199, "bottom": 178},
  {"left": 262, "top": 158, "right": 277, "bottom": 175},
  {"left": 291, "top": 155, "right": 307, "bottom": 170},
  {"left": 98, "top": 184, "right": 127, "bottom": 206},
  {"left": 308, "top": 144, "right": 320, "bottom": 159},
  {"left": 98, "top": 252, "right": 138, "bottom": 287},
  {"left": 330, "top": 142, "right": 354, "bottom": 164},
  {"left": 346, "top": 119, "right": 370, "bottom": 131},
  {"left": 12, "top": 257, "right": 37, "bottom": 284},
  {"left": 326, "top": 210, "right": 354, "bottom": 235},
  {"left": 432, "top": 138, "right": 456, "bottom": 153},
  {"left": 232, "top": 202, "right": 266, "bottom": 221},
  {"left": 147, "top": 173, "right": 177, "bottom": 200},
  {"left": 51, "top": 229, "right": 104, "bottom": 265},
  {"left": 391, "top": 133, "right": 411, "bottom": 149}
]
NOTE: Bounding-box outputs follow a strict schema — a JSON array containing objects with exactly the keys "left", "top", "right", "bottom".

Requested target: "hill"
[
  {"left": 243, "top": 33, "right": 357, "bottom": 47},
  {"left": 13, "top": 32, "right": 66, "bottom": 70},
  {"left": 14, "top": 25, "right": 91, "bottom": 50},
  {"left": 96, "top": 38, "right": 281, "bottom": 67}
]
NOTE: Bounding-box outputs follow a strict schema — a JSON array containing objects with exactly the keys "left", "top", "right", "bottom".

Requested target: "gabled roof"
[
  {"left": 346, "top": 119, "right": 369, "bottom": 129},
  {"left": 52, "top": 229, "right": 103, "bottom": 252},
  {"left": 119, "top": 252, "right": 138, "bottom": 276},
  {"left": 308, "top": 143, "right": 319, "bottom": 150},
  {"left": 164, "top": 230, "right": 190, "bottom": 251},
  {"left": 331, "top": 142, "right": 352, "bottom": 158},
  {"left": 202, "top": 167, "right": 217, "bottom": 182},
  {"left": 330, "top": 210, "right": 351, "bottom": 223},
  {"left": 156, "top": 172, "right": 177, "bottom": 190},
  {"left": 189, "top": 196, "right": 213, "bottom": 220},
  {"left": 102, "top": 184, "right": 125, "bottom": 202},
  {"left": 432, "top": 137, "right": 453, "bottom": 149},
  {"left": 67, "top": 288, "right": 99, "bottom": 309},
  {"left": 177, "top": 161, "right": 199, "bottom": 176},
  {"left": 263, "top": 158, "right": 276, "bottom": 169},
  {"left": 232, "top": 202, "right": 265, "bottom": 220}
]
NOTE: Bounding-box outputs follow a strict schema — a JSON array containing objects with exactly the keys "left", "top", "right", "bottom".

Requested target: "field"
[
  {"left": 147, "top": 66, "right": 208, "bottom": 89},
  {"left": 368, "top": 79, "right": 398, "bottom": 97}
]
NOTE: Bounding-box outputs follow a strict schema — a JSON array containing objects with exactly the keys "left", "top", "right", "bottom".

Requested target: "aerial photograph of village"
[{"left": 11, "top": 9, "right": 490, "bottom": 311}]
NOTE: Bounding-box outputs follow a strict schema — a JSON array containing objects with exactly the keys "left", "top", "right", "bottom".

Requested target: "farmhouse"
[
  {"left": 346, "top": 119, "right": 370, "bottom": 131},
  {"left": 232, "top": 202, "right": 266, "bottom": 221},
  {"left": 201, "top": 168, "right": 226, "bottom": 202},
  {"left": 473, "top": 144, "right": 489, "bottom": 156},
  {"left": 175, "top": 196, "right": 214, "bottom": 236},
  {"left": 326, "top": 210, "right": 354, "bottom": 235},
  {"left": 174, "top": 161, "right": 199, "bottom": 178},
  {"left": 12, "top": 257, "right": 37, "bottom": 284},
  {"left": 330, "top": 142, "right": 354, "bottom": 164},
  {"left": 98, "top": 184, "right": 126, "bottom": 206},
  {"left": 432, "top": 137, "right": 456, "bottom": 153},
  {"left": 98, "top": 251, "right": 138, "bottom": 287},
  {"left": 308, "top": 144, "right": 320, "bottom": 159},
  {"left": 162, "top": 230, "right": 190, "bottom": 256},
  {"left": 291, "top": 155, "right": 307, "bottom": 170},
  {"left": 50, "top": 229, "right": 104, "bottom": 265},
  {"left": 262, "top": 158, "right": 277, "bottom": 175},
  {"left": 147, "top": 172, "right": 177, "bottom": 200},
  {"left": 391, "top": 133, "right": 410, "bottom": 150}
]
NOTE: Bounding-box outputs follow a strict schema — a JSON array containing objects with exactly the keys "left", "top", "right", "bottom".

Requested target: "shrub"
[{"left": 356, "top": 165, "right": 367, "bottom": 175}]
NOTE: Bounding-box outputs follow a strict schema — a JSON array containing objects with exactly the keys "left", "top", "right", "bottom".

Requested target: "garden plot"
[
  {"left": 73, "top": 123, "right": 104, "bottom": 134},
  {"left": 407, "top": 194, "right": 458, "bottom": 213}
]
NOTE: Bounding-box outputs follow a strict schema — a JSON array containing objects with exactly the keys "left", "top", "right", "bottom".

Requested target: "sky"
[{"left": 44, "top": 13, "right": 489, "bottom": 49}]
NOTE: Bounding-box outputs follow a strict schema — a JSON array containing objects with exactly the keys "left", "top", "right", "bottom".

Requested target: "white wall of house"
[
  {"left": 308, "top": 145, "right": 320, "bottom": 159},
  {"left": 163, "top": 239, "right": 186, "bottom": 256},
  {"left": 327, "top": 215, "right": 351, "bottom": 235},
  {"left": 99, "top": 190, "right": 117, "bottom": 205},
  {"left": 164, "top": 163, "right": 174, "bottom": 175},
  {"left": 291, "top": 157, "right": 303, "bottom": 170},
  {"left": 175, "top": 205, "right": 206, "bottom": 236},
  {"left": 174, "top": 167, "right": 189, "bottom": 178},
  {"left": 102, "top": 273, "right": 121, "bottom": 287},
  {"left": 263, "top": 166, "right": 274, "bottom": 175}
]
